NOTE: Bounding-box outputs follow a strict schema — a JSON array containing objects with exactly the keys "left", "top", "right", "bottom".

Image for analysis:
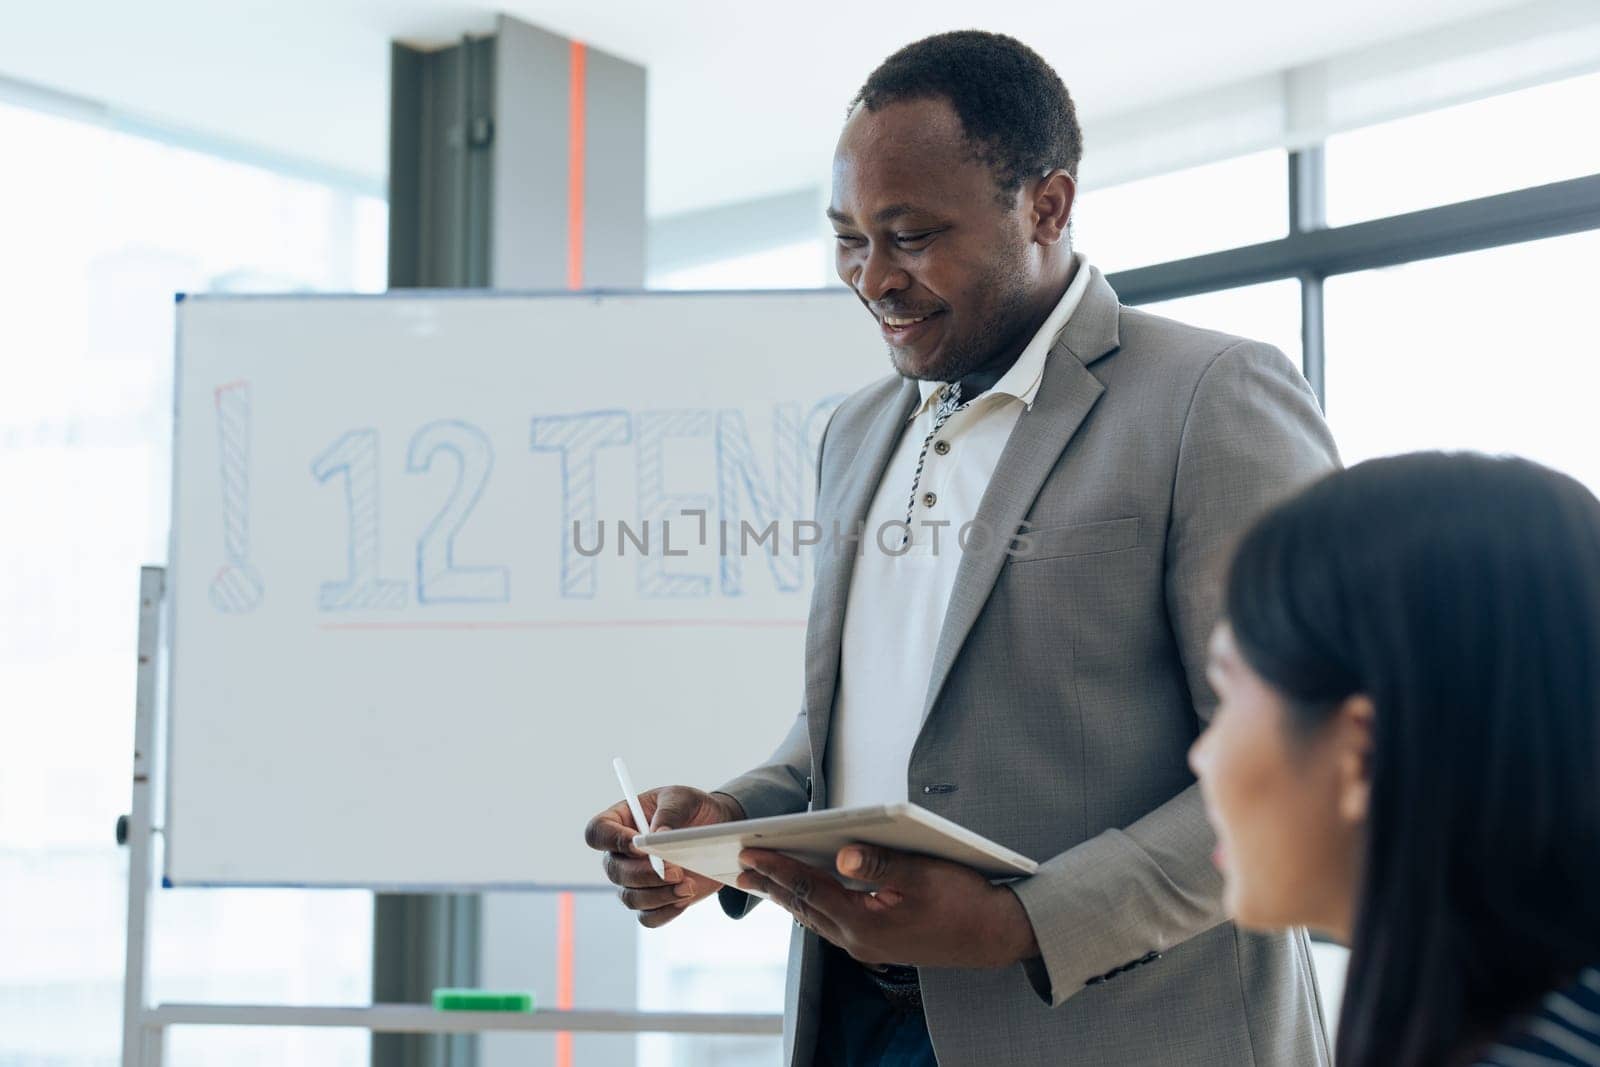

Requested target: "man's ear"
[
  {"left": 1030, "top": 169, "right": 1076, "bottom": 246},
  {"left": 1334, "top": 694, "right": 1377, "bottom": 825}
]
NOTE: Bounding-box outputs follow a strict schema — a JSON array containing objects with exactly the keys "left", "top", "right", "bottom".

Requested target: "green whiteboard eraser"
[{"left": 431, "top": 989, "right": 535, "bottom": 1012}]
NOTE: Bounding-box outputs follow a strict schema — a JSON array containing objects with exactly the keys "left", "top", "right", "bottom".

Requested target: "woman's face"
[{"left": 1188, "top": 623, "right": 1370, "bottom": 941}]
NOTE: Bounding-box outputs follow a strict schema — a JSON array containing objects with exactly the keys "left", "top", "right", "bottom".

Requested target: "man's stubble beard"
[{"left": 888, "top": 266, "right": 1033, "bottom": 385}]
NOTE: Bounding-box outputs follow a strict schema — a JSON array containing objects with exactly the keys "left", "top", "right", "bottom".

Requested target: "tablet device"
[{"left": 633, "top": 802, "right": 1039, "bottom": 893}]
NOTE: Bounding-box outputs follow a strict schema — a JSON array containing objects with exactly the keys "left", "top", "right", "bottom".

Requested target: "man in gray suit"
[{"left": 586, "top": 31, "right": 1337, "bottom": 1066}]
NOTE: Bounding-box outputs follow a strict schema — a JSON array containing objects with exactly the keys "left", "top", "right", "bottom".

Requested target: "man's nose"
[{"left": 855, "top": 244, "right": 910, "bottom": 302}]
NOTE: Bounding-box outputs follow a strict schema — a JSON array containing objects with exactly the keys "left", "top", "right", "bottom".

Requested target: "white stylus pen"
[{"left": 612, "top": 757, "right": 667, "bottom": 878}]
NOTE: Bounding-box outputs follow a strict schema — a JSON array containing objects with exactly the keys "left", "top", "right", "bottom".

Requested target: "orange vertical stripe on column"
[
  {"left": 559, "top": 43, "right": 585, "bottom": 1067},
  {"left": 567, "top": 41, "right": 587, "bottom": 291},
  {"left": 556, "top": 890, "right": 575, "bottom": 1067}
]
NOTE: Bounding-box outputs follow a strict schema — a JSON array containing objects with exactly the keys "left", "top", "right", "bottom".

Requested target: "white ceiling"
[{"left": 0, "top": 0, "right": 1531, "bottom": 217}]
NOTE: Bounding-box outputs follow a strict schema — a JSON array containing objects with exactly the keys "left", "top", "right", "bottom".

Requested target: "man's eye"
[
  {"left": 833, "top": 233, "right": 865, "bottom": 247},
  {"left": 896, "top": 231, "right": 936, "bottom": 247}
]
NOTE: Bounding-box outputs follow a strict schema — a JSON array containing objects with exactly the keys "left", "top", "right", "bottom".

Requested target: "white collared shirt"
[{"left": 825, "top": 252, "right": 1094, "bottom": 810}]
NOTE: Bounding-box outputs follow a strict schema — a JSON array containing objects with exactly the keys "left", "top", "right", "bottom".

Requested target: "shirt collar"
[{"left": 910, "top": 250, "right": 1093, "bottom": 421}]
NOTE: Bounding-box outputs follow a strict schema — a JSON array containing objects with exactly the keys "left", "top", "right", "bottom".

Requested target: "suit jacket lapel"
[
  {"left": 806, "top": 377, "right": 921, "bottom": 770},
  {"left": 920, "top": 266, "right": 1122, "bottom": 724}
]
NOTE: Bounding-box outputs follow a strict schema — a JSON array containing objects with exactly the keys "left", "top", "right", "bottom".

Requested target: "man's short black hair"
[{"left": 849, "top": 31, "right": 1083, "bottom": 204}]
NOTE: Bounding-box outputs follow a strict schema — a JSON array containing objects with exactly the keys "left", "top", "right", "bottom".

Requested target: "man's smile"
[{"left": 877, "top": 307, "right": 946, "bottom": 347}]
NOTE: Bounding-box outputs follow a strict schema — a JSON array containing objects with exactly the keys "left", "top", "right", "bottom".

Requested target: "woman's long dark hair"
[{"left": 1225, "top": 452, "right": 1600, "bottom": 1067}]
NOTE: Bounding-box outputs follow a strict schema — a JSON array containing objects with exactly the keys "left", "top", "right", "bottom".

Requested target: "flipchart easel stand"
[{"left": 117, "top": 566, "right": 782, "bottom": 1065}]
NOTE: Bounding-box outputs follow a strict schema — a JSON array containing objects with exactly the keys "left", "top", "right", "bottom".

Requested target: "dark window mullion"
[{"left": 1290, "top": 147, "right": 1329, "bottom": 409}]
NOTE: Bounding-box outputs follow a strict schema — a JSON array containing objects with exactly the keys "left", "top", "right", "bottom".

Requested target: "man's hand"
[
  {"left": 736, "top": 844, "right": 1039, "bottom": 969},
  {"left": 584, "top": 786, "right": 744, "bottom": 928}
]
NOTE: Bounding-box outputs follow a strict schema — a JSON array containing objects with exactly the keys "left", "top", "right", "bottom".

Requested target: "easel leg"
[{"left": 121, "top": 567, "right": 166, "bottom": 1067}]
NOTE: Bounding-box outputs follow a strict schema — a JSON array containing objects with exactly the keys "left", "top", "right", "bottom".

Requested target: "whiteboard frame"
[{"left": 164, "top": 285, "right": 862, "bottom": 889}]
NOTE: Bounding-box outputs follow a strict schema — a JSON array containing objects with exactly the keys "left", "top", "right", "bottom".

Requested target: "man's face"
[{"left": 829, "top": 97, "right": 1039, "bottom": 383}]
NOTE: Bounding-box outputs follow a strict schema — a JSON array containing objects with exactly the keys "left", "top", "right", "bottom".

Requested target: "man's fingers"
[
  {"left": 637, "top": 900, "right": 692, "bottom": 929},
  {"left": 739, "top": 849, "right": 851, "bottom": 923},
  {"left": 738, "top": 871, "right": 845, "bottom": 945},
  {"left": 647, "top": 786, "right": 704, "bottom": 832},
  {"left": 618, "top": 884, "right": 695, "bottom": 912},
  {"left": 836, "top": 844, "right": 912, "bottom": 886},
  {"left": 604, "top": 852, "right": 683, "bottom": 889},
  {"left": 863, "top": 887, "right": 905, "bottom": 911},
  {"left": 584, "top": 805, "right": 641, "bottom": 854}
]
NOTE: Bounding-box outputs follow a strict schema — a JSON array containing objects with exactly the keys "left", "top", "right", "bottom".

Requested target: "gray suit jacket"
[{"left": 717, "top": 266, "right": 1339, "bottom": 1066}]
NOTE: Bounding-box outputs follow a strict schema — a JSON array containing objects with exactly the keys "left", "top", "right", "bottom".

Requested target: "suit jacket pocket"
[{"left": 1006, "top": 516, "right": 1140, "bottom": 564}]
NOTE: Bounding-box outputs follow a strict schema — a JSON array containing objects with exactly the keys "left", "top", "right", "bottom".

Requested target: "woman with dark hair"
[{"left": 1188, "top": 452, "right": 1600, "bottom": 1066}]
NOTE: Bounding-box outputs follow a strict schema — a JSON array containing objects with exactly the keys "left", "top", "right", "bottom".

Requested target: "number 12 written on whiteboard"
[{"left": 307, "top": 421, "right": 508, "bottom": 612}]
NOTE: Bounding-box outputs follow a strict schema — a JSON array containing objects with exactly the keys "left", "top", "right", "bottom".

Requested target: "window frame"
[{"left": 1108, "top": 156, "right": 1600, "bottom": 408}]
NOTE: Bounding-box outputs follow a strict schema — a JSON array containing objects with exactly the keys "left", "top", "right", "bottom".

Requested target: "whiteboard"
[{"left": 166, "top": 289, "right": 881, "bottom": 888}]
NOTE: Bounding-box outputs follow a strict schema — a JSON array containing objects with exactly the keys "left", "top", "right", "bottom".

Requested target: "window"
[
  {"left": 637, "top": 900, "right": 790, "bottom": 1066},
  {"left": 1138, "top": 280, "right": 1305, "bottom": 373},
  {"left": 0, "top": 98, "right": 384, "bottom": 1067},
  {"left": 649, "top": 239, "right": 832, "bottom": 291},
  {"left": 1075, "top": 150, "right": 1288, "bottom": 274},
  {"left": 1324, "top": 226, "right": 1600, "bottom": 488},
  {"left": 1325, "top": 70, "right": 1600, "bottom": 227}
]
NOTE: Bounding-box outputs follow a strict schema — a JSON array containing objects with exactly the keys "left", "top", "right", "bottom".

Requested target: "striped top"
[{"left": 1475, "top": 967, "right": 1600, "bottom": 1066}]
